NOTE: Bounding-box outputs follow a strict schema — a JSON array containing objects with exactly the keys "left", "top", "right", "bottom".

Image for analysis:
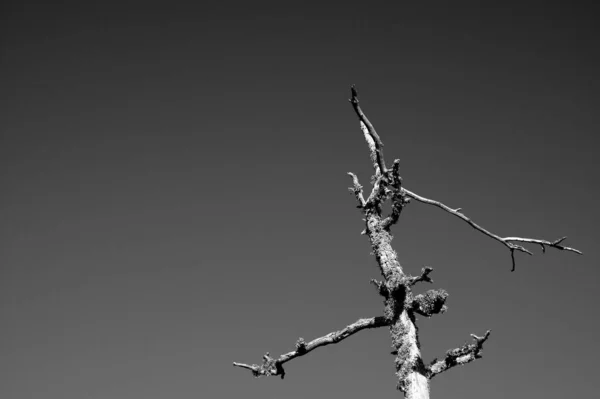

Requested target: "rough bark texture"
[
  {"left": 365, "top": 209, "right": 429, "bottom": 398},
  {"left": 233, "top": 87, "right": 580, "bottom": 398}
]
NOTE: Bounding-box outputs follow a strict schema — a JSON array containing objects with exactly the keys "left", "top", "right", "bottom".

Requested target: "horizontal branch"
[
  {"left": 402, "top": 188, "right": 582, "bottom": 271},
  {"left": 233, "top": 316, "right": 389, "bottom": 378},
  {"left": 503, "top": 235, "right": 581, "bottom": 255},
  {"left": 427, "top": 330, "right": 491, "bottom": 379}
]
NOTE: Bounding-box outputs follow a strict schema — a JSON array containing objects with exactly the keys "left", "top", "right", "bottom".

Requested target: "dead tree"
[{"left": 233, "top": 87, "right": 581, "bottom": 398}]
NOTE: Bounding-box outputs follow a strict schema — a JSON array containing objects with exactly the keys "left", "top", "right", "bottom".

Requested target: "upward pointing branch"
[{"left": 349, "top": 86, "right": 387, "bottom": 175}]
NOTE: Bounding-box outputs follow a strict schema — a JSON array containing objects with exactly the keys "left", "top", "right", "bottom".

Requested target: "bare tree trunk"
[
  {"left": 232, "top": 87, "right": 580, "bottom": 398},
  {"left": 391, "top": 310, "right": 430, "bottom": 399},
  {"left": 366, "top": 212, "right": 430, "bottom": 398}
]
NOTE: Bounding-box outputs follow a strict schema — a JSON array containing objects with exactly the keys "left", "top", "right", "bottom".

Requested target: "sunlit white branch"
[
  {"left": 503, "top": 235, "right": 581, "bottom": 254},
  {"left": 233, "top": 316, "right": 389, "bottom": 378},
  {"left": 406, "top": 266, "right": 434, "bottom": 286},
  {"left": 427, "top": 330, "right": 491, "bottom": 379},
  {"left": 349, "top": 85, "right": 387, "bottom": 175},
  {"left": 347, "top": 172, "right": 366, "bottom": 208},
  {"left": 401, "top": 188, "right": 582, "bottom": 271}
]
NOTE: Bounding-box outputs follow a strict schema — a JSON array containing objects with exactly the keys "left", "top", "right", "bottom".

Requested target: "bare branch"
[
  {"left": 503, "top": 236, "right": 582, "bottom": 255},
  {"left": 347, "top": 172, "right": 366, "bottom": 209},
  {"left": 406, "top": 266, "right": 434, "bottom": 286},
  {"left": 402, "top": 188, "right": 582, "bottom": 271},
  {"left": 427, "top": 330, "right": 491, "bottom": 379},
  {"left": 349, "top": 86, "right": 387, "bottom": 175},
  {"left": 233, "top": 316, "right": 389, "bottom": 378}
]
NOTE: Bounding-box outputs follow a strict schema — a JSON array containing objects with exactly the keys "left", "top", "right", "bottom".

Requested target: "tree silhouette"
[{"left": 233, "top": 87, "right": 581, "bottom": 398}]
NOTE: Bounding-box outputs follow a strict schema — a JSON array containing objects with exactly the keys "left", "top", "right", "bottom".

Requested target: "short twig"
[{"left": 406, "top": 267, "right": 434, "bottom": 286}]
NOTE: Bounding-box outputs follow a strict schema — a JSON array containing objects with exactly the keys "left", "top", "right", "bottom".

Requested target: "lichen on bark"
[
  {"left": 233, "top": 86, "right": 580, "bottom": 399},
  {"left": 364, "top": 210, "right": 428, "bottom": 396}
]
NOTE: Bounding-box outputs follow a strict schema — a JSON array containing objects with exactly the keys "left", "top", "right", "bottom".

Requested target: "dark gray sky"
[{"left": 1, "top": 1, "right": 599, "bottom": 398}]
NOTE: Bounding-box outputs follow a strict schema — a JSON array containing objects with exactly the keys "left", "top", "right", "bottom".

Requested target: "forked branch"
[
  {"left": 402, "top": 188, "right": 582, "bottom": 271},
  {"left": 406, "top": 266, "right": 434, "bottom": 286},
  {"left": 233, "top": 316, "right": 389, "bottom": 378},
  {"left": 427, "top": 330, "right": 491, "bottom": 379}
]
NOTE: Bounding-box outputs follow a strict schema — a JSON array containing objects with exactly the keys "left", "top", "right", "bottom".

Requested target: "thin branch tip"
[
  {"left": 403, "top": 188, "right": 581, "bottom": 271},
  {"left": 510, "top": 249, "right": 516, "bottom": 272},
  {"left": 350, "top": 85, "right": 358, "bottom": 101},
  {"left": 407, "top": 266, "right": 434, "bottom": 286},
  {"left": 349, "top": 86, "right": 387, "bottom": 174},
  {"left": 554, "top": 236, "right": 567, "bottom": 244}
]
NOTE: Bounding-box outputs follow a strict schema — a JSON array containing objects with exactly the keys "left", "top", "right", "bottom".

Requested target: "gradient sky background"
[{"left": 1, "top": 1, "right": 599, "bottom": 398}]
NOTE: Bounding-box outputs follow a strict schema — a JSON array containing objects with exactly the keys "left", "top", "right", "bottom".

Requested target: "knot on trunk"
[
  {"left": 295, "top": 338, "right": 307, "bottom": 354},
  {"left": 250, "top": 353, "right": 286, "bottom": 379},
  {"left": 382, "top": 278, "right": 408, "bottom": 323},
  {"left": 410, "top": 289, "right": 448, "bottom": 317}
]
